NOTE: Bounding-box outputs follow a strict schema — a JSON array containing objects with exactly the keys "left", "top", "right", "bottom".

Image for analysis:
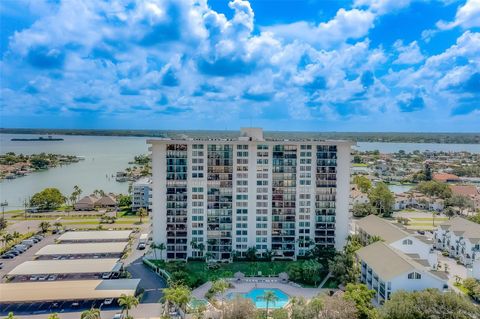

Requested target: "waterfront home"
[
  {"left": 433, "top": 217, "right": 480, "bottom": 266},
  {"left": 449, "top": 184, "right": 480, "bottom": 211},
  {"left": 393, "top": 191, "right": 444, "bottom": 212},
  {"left": 357, "top": 241, "right": 448, "bottom": 304},
  {"left": 74, "top": 195, "right": 99, "bottom": 211},
  {"left": 131, "top": 177, "right": 152, "bottom": 212},
  {"left": 356, "top": 214, "right": 437, "bottom": 268},
  {"left": 433, "top": 172, "right": 461, "bottom": 183},
  {"left": 95, "top": 194, "right": 117, "bottom": 208}
]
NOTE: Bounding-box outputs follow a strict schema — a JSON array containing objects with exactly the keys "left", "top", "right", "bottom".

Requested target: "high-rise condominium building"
[{"left": 148, "top": 128, "right": 353, "bottom": 261}]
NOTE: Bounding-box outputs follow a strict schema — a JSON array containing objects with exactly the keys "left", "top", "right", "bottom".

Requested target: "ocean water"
[{"left": 1, "top": 133, "right": 478, "bottom": 210}]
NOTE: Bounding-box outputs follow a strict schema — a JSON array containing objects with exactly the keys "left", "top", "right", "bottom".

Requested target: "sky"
[{"left": 0, "top": 0, "right": 479, "bottom": 132}]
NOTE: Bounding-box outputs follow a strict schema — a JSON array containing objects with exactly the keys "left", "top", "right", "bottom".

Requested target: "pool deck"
[{"left": 192, "top": 277, "right": 327, "bottom": 301}]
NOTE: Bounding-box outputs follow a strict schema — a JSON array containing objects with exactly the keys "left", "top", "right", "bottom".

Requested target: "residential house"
[
  {"left": 95, "top": 194, "right": 117, "bottom": 208},
  {"left": 449, "top": 184, "right": 480, "bottom": 210},
  {"left": 357, "top": 242, "right": 448, "bottom": 304},
  {"left": 74, "top": 195, "right": 99, "bottom": 211},
  {"left": 433, "top": 217, "right": 480, "bottom": 266},
  {"left": 131, "top": 177, "right": 152, "bottom": 212},
  {"left": 356, "top": 215, "right": 438, "bottom": 268},
  {"left": 433, "top": 172, "right": 461, "bottom": 183},
  {"left": 351, "top": 189, "right": 369, "bottom": 205},
  {"left": 393, "top": 191, "right": 444, "bottom": 212}
]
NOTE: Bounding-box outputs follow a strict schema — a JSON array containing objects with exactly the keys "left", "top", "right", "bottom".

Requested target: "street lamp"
[{"left": 1, "top": 200, "right": 8, "bottom": 219}]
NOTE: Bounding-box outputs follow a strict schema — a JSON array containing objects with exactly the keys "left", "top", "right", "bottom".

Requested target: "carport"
[
  {"left": 58, "top": 230, "right": 132, "bottom": 243},
  {"left": 6, "top": 259, "right": 123, "bottom": 281},
  {"left": 0, "top": 279, "right": 141, "bottom": 305},
  {"left": 35, "top": 242, "right": 128, "bottom": 259}
]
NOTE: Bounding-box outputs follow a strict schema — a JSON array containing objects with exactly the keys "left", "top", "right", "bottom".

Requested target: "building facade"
[
  {"left": 131, "top": 177, "right": 152, "bottom": 212},
  {"left": 148, "top": 128, "right": 352, "bottom": 260},
  {"left": 434, "top": 217, "right": 480, "bottom": 266},
  {"left": 357, "top": 242, "right": 447, "bottom": 304}
]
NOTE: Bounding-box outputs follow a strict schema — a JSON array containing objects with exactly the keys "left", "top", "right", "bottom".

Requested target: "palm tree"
[
  {"left": 118, "top": 294, "right": 139, "bottom": 318},
  {"left": 39, "top": 221, "right": 51, "bottom": 233},
  {"left": 260, "top": 290, "right": 279, "bottom": 319},
  {"left": 6, "top": 312, "right": 16, "bottom": 319},
  {"left": 53, "top": 221, "right": 62, "bottom": 232},
  {"left": 211, "top": 279, "right": 229, "bottom": 318},
  {"left": 158, "top": 243, "right": 166, "bottom": 260},
  {"left": 80, "top": 308, "right": 101, "bottom": 319},
  {"left": 137, "top": 207, "right": 147, "bottom": 224},
  {"left": 12, "top": 231, "right": 20, "bottom": 239},
  {"left": 197, "top": 243, "right": 205, "bottom": 259},
  {"left": 3, "top": 233, "right": 13, "bottom": 246},
  {"left": 162, "top": 285, "right": 191, "bottom": 315}
]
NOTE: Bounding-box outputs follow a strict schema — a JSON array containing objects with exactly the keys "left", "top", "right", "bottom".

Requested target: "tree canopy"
[
  {"left": 368, "top": 183, "right": 394, "bottom": 217},
  {"left": 30, "top": 188, "right": 65, "bottom": 210}
]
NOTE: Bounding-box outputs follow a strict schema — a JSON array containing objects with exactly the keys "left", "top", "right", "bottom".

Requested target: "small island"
[
  {"left": 11, "top": 135, "right": 64, "bottom": 141},
  {"left": 0, "top": 152, "right": 83, "bottom": 180}
]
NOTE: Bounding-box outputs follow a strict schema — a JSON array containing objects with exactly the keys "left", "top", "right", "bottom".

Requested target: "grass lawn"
[
  {"left": 454, "top": 282, "right": 469, "bottom": 295},
  {"left": 352, "top": 163, "right": 368, "bottom": 167},
  {"left": 150, "top": 260, "right": 325, "bottom": 288},
  {"left": 410, "top": 217, "right": 448, "bottom": 221}
]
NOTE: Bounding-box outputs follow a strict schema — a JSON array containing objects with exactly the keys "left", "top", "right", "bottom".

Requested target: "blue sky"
[{"left": 0, "top": 0, "right": 479, "bottom": 131}]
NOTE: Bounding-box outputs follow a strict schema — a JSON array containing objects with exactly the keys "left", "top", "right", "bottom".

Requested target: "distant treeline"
[{"left": 1, "top": 128, "right": 480, "bottom": 144}]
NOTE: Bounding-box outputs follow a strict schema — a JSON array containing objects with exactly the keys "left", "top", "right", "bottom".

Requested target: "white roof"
[
  {"left": 35, "top": 242, "right": 128, "bottom": 256},
  {"left": 8, "top": 259, "right": 121, "bottom": 276},
  {"left": 0, "top": 279, "right": 140, "bottom": 303},
  {"left": 58, "top": 230, "right": 132, "bottom": 242}
]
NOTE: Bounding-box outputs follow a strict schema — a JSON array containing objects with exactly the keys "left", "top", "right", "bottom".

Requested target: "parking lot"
[
  {"left": 0, "top": 225, "right": 166, "bottom": 318},
  {"left": 0, "top": 234, "right": 59, "bottom": 279}
]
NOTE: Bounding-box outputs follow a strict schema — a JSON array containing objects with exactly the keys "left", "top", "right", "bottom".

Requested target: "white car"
[
  {"left": 102, "top": 272, "right": 111, "bottom": 279},
  {"left": 38, "top": 275, "right": 48, "bottom": 281},
  {"left": 113, "top": 313, "right": 124, "bottom": 319},
  {"left": 104, "top": 298, "right": 114, "bottom": 305}
]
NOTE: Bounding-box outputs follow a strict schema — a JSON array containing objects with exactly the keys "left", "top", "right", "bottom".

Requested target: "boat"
[{"left": 11, "top": 135, "right": 64, "bottom": 141}]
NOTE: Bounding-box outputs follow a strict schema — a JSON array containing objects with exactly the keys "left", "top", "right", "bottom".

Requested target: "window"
[
  {"left": 407, "top": 272, "right": 421, "bottom": 279},
  {"left": 402, "top": 239, "right": 413, "bottom": 245}
]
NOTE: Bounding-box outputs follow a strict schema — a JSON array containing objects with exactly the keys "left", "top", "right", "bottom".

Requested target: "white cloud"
[
  {"left": 437, "top": 0, "right": 480, "bottom": 29},
  {"left": 393, "top": 40, "right": 425, "bottom": 64},
  {"left": 262, "top": 9, "right": 375, "bottom": 49},
  {"left": 353, "top": 0, "right": 413, "bottom": 14}
]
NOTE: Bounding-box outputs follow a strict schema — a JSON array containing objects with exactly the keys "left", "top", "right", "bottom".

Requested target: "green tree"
[
  {"left": 30, "top": 188, "right": 65, "bottom": 210},
  {"left": 47, "top": 313, "right": 60, "bottom": 319},
  {"left": 416, "top": 181, "right": 452, "bottom": 199},
  {"left": 368, "top": 183, "right": 394, "bottom": 217},
  {"left": 118, "top": 194, "right": 132, "bottom": 207},
  {"left": 211, "top": 279, "right": 230, "bottom": 317},
  {"left": 6, "top": 312, "right": 16, "bottom": 319},
  {"left": 353, "top": 176, "right": 372, "bottom": 193},
  {"left": 328, "top": 253, "right": 358, "bottom": 286},
  {"left": 38, "top": 221, "right": 51, "bottom": 233},
  {"left": 2, "top": 233, "right": 14, "bottom": 246},
  {"left": 352, "top": 203, "right": 377, "bottom": 218},
  {"left": 118, "top": 294, "right": 139, "bottom": 318},
  {"left": 53, "top": 221, "right": 62, "bottom": 232},
  {"left": 80, "top": 308, "right": 101, "bottom": 319},
  {"left": 137, "top": 207, "right": 148, "bottom": 224},
  {"left": 380, "top": 289, "right": 480, "bottom": 319},
  {"left": 158, "top": 242, "right": 166, "bottom": 260},
  {"left": 162, "top": 284, "right": 191, "bottom": 314},
  {"left": 424, "top": 163, "right": 432, "bottom": 181},
  {"left": 446, "top": 194, "right": 475, "bottom": 211},
  {"left": 271, "top": 308, "right": 289, "bottom": 319},
  {"left": 343, "top": 283, "right": 377, "bottom": 319},
  {"left": 260, "top": 290, "right": 279, "bottom": 319},
  {"left": 223, "top": 296, "right": 256, "bottom": 319}
]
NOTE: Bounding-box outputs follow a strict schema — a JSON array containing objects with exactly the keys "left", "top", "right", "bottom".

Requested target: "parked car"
[
  {"left": 113, "top": 313, "right": 124, "bottom": 319},
  {"left": 7, "top": 250, "right": 20, "bottom": 256},
  {"left": 102, "top": 272, "right": 112, "bottom": 279},
  {"left": 1, "top": 254, "right": 15, "bottom": 259},
  {"left": 0, "top": 262, "right": 3, "bottom": 269},
  {"left": 104, "top": 298, "right": 114, "bottom": 305},
  {"left": 31, "top": 237, "right": 40, "bottom": 243},
  {"left": 48, "top": 275, "right": 57, "bottom": 281},
  {"left": 14, "top": 245, "right": 27, "bottom": 252},
  {"left": 30, "top": 275, "right": 38, "bottom": 281},
  {"left": 21, "top": 240, "right": 34, "bottom": 247},
  {"left": 38, "top": 275, "right": 48, "bottom": 281}
]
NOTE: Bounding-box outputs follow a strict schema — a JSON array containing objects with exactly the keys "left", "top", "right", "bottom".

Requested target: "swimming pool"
[{"left": 227, "top": 288, "right": 289, "bottom": 309}]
